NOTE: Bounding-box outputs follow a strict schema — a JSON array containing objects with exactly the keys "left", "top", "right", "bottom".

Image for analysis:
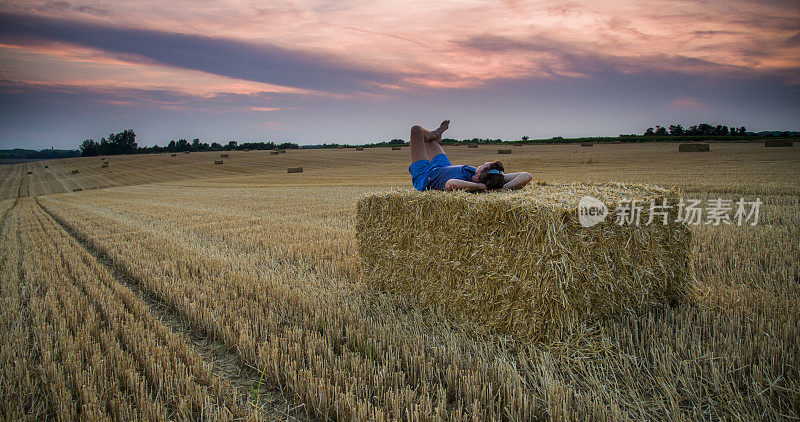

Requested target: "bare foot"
[{"left": 425, "top": 120, "right": 450, "bottom": 142}]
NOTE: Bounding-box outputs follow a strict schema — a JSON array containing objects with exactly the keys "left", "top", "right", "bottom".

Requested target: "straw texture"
[{"left": 356, "top": 182, "right": 691, "bottom": 341}]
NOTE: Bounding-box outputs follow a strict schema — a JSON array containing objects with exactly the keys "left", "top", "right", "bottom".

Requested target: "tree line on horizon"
[
  {"left": 642, "top": 123, "right": 746, "bottom": 137},
  {"left": 64, "top": 124, "right": 798, "bottom": 157},
  {"left": 79, "top": 130, "right": 299, "bottom": 157}
]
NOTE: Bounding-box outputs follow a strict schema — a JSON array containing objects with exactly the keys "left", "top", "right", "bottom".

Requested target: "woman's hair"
[{"left": 477, "top": 161, "right": 505, "bottom": 190}]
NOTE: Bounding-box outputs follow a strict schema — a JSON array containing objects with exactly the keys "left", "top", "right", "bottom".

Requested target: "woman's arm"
[
  {"left": 445, "top": 179, "right": 487, "bottom": 192},
  {"left": 501, "top": 172, "right": 532, "bottom": 190}
]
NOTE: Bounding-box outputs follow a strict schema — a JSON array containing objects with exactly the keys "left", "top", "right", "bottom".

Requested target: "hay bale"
[
  {"left": 270, "top": 150, "right": 280, "bottom": 155},
  {"left": 498, "top": 149, "right": 512, "bottom": 154},
  {"left": 100, "top": 157, "right": 105, "bottom": 161},
  {"left": 392, "top": 146, "right": 402, "bottom": 150},
  {"left": 468, "top": 144, "right": 478, "bottom": 148},
  {"left": 44, "top": 165, "right": 48, "bottom": 168},
  {"left": 356, "top": 183, "right": 691, "bottom": 341},
  {"left": 184, "top": 151, "right": 190, "bottom": 154},
  {"left": 765, "top": 139, "right": 793, "bottom": 147},
  {"left": 356, "top": 147, "right": 364, "bottom": 151},
  {"left": 71, "top": 169, "right": 79, "bottom": 174},
  {"left": 287, "top": 167, "right": 303, "bottom": 173},
  {"left": 279, "top": 149, "right": 286, "bottom": 154},
  {"left": 101, "top": 162, "right": 109, "bottom": 168},
  {"left": 678, "top": 143, "right": 709, "bottom": 152},
  {"left": 581, "top": 142, "right": 594, "bottom": 147},
  {"left": 27, "top": 171, "right": 32, "bottom": 174},
  {"left": 171, "top": 153, "right": 177, "bottom": 157},
  {"left": 72, "top": 188, "right": 82, "bottom": 192},
  {"left": 214, "top": 160, "right": 223, "bottom": 165},
  {"left": 220, "top": 153, "right": 229, "bottom": 158}
]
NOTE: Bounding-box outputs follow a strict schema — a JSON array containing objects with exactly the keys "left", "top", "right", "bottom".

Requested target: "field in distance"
[{"left": 1, "top": 142, "right": 798, "bottom": 420}]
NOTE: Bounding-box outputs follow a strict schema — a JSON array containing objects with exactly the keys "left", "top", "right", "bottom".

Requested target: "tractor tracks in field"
[{"left": 33, "top": 198, "right": 302, "bottom": 420}]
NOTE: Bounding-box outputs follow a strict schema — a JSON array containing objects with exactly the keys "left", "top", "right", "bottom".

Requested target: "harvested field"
[
  {"left": 679, "top": 143, "right": 710, "bottom": 152},
  {"left": 765, "top": 139, "right": 793, "bottom": 147},
  {"left": 0, "top": 142, "right": 798, "bottom": 420}
]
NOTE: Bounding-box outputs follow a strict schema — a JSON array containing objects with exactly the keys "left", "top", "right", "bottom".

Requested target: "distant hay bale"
[
  {"left": 101, "top": 162, "right": 109, "bottom": 168},
  {"left": 27, "top": 171, "right": 32, "bottom": 174},
  {"left": 468, "top": 144, "right": 478, "bottom": 148},
  {"left": 270, "top": 150, "right": 280, "bottom": 155},
  {"left": 498, "top": 149, "right": 512, "bottom": 154},
  {"left": 214, "top": 160, "right": 223, "bottom": 165},
  {"left": 171, "top": 153, "right": 177, "bottom": 157},
  {"left": 678, "top": 143, "right": 709, "bottom": 152},
  {"left": 72, "top": 188, "right": 82, "bottom": 192},
  {"left": 514, "top": 143, "right": 523, "bottom": 146},
  {"left": 356, "top": 183, "right": 691, "bottom": 341},
  {"left": 184, "top": 151, "right": 190, "bottom": 154},
  {"left": 287, "top": 167, "right": 303, "bottom": 173},
  {"left": 581, "top": 142, "right": 594, "bottom": 147},
  {"left": 100, "top": 157, "right": 105, "bottom": 160},
  {"left": 44, "top": 165, "right": 48, "bottom": 168},
  {"left": 356, "top": 147, "right": 364, "bottom": 151},
  {"left": 392, "top": 146, "right": 402, "bottom": 150},
  {"left": 765, "top": 139, "right": 793, "bottom": 147},
  {"left": 220, "top": 153, "right": 229, "bottom": 157},
  {"left": 279, "top": 149, "right": 286, "bottom": 154},
  {"left": 71, "top": 169, "right": 79, "bottom": 174}
]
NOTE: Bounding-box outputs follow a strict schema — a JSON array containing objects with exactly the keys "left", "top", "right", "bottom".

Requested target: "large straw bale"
[
  {"left": 498, "top": 149, "right": 512, "bottom": 154},
  {"left": 356, "top": 182, "right": 691, "bottom": 341}
]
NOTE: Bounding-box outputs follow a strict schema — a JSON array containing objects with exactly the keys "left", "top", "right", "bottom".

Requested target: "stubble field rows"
[{"left": 1, "top": 142, "right": 799, "bottom": 420}]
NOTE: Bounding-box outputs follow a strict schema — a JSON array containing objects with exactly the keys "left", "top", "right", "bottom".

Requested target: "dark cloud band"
[{"left": 0, "top": 12, "right": 397, "bottom": 92}]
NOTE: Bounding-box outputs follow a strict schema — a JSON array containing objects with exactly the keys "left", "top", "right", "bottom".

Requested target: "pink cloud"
[
  {"left": 2, "top": 0, "right": 798, "bottom": 98},
  {"left": 668, "top": 97, "right": 706, "bottom": 109}
]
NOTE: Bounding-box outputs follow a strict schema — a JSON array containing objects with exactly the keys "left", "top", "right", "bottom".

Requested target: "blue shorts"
[{"left": 409, "top": 153, "right": 451, "bottom": 191}]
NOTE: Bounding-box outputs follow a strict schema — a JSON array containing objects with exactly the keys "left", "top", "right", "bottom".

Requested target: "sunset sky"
[{"left": 1, "top": 0, "right": 799, "bottom": 149}]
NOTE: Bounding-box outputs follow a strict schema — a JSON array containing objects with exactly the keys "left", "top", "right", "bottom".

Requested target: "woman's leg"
[
  {"left": 410, "top": 121, "right": 450, "bottom": 163},
  {"left": 410, "top": 125, "right": 430, "bottom": 163},
  {"left": 425, "top": 137, "right": 446, "bottom": 159}
]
